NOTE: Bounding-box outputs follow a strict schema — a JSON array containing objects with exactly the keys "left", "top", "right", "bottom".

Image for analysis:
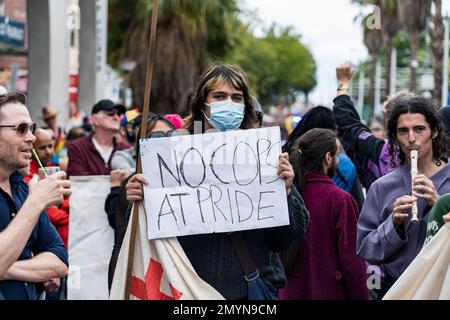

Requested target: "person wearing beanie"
[{"left": 164, "top": 113, "right": 184, "bottom": 129}]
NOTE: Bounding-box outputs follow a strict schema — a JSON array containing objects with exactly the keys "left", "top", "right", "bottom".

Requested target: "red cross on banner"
[{"left": 130, "top": 258, "right": 183, "bottom": 300}]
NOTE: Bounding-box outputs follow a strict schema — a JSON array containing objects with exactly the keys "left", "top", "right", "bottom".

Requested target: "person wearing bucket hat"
[
  {"left": 42, "top": 105, "right": 59, "bottom": 120},
  {"left": 41, "top": 106, "right": 67, "bottom": 168},
  {"left": 67, "top": 99, "right": 130, "bottom": 176},
  {"left": 41, "top": 106, "right": 61, "bottom": 136}
]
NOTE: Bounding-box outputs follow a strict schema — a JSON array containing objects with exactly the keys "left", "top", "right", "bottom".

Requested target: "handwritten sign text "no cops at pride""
[{"left": 140, "top": 127, "right": 289, "bottom": 240}]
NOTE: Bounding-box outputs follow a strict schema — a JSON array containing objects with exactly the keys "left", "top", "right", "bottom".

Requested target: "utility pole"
[
  {"left": 358, "top": 71, "right": 365, "bottom": 117},
  {"left": 374, "top": 60, "right": 382, "bottom": 115},
  {"left": 442, "top": 18, "right": 449, "bottom": 106},
  {"left": 390, "top": 47, "right": 397, "bottom": 96}
]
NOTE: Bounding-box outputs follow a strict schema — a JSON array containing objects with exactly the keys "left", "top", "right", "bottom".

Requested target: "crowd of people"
[{"left": 0, "top": 61, "right": 449, "bottom": 300}]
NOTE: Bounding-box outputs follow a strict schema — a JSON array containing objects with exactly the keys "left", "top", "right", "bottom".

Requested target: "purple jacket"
[
  {"left": 357, "top": 162, "right": 450, "bottom": 279},
  {"left": 333, "top": 95, "right": 399, "bottom": 189},
  {"left": 67, "top": 133, "right": 130, "bottom": 176},
  {"left": 279, "top": 172, "right": 369, "bottom": 300}
]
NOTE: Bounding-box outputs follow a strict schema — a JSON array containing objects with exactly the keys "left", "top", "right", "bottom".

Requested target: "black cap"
[{"left": 91, "top": 99, "right": 126, "bottom": 115}]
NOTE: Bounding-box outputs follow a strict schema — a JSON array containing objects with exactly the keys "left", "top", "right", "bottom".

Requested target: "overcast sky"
[{"left": 241, "top": 0, "right": 450, "bottom": 106}]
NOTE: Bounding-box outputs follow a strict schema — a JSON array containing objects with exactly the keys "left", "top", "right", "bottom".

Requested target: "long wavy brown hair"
[
  {"left": 387, "top": 96, "right": 449, "bottom": 166},
  {"left": 184, "top": 64, "right": 255, "bottom": 134}
]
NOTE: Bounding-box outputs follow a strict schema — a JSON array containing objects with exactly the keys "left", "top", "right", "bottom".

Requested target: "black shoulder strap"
[{"left": 229, "top": 232, "right": 257, "bottom": 276}]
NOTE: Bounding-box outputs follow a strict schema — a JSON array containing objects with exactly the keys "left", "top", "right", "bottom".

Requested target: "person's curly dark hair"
[{"left": 387, "top": 96, "right": 449, "bottom": 166}]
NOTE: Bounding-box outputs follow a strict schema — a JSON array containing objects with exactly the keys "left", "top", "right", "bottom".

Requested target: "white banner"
[
  {"left": 140, "top": 127, "right": 289, "bottom": 240},
  {"left": 383, "top": 223, "right": 450, "bottom": 300},
  {"left": 68, "top": 176, "right": 114, "bottom": 300}
]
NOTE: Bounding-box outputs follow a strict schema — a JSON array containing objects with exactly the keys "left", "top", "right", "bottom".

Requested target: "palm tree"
[
  {"left": 379, "top": 0, "right": 401, "bottom": 96},
  {"left": 397, "top": 0, "right": 432, "bottom": 92},
  {"left": 108, "top": 0, "right": 239, "bottom": 115},
  {"left": 363, "top": 13, "right": 383, "bottom": 119},
  {"left": 431, "top": 0, "right": 444, "bottom": 106},
  {"left": 354, "top": 0, "right": 400, "bottom": 96}
]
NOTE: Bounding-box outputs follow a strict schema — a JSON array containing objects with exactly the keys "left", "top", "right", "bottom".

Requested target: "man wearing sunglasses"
[
  {"left": 0, "top": 92, "right": 71, "bottom": 300},
  {"left": 67, "top": 99, "right": 130, "bottom": 176}
]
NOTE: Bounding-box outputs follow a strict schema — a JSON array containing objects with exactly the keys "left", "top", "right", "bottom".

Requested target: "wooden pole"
[{"left": 124, "top": 0, "right": 159, "bottom": 300}]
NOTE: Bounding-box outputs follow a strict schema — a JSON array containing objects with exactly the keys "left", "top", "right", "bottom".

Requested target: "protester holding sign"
[
  {"left": 126, "top": 64, "right": 309, "bottom": 300},
  {"left": 106, "top": 113, "right": 176, "bottom": 289}
]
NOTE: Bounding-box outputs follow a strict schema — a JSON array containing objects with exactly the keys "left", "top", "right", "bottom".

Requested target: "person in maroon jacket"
[
  {"left": 67, "top": 100, "right": 130, "bottom": 176},
  {"left": 279, "top": 128, "right": 369, "bottom": 300}
]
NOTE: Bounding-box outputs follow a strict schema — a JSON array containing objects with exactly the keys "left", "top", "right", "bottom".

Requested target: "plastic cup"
[{"left": 38, "top": 166, "right": 60, "bottom": 180}]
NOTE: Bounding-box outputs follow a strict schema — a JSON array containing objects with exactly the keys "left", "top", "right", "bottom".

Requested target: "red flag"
[{"left": 110, "top": 203, "right": 224, "bottom": 300}]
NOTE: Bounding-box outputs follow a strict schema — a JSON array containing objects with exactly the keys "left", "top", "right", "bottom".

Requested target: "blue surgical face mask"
[{"left": 203, "top": 99, "right": 245, "bottom": 131}]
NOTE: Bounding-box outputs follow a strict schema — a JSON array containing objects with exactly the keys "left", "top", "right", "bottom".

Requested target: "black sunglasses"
[
  {"left": 0, "top": 122, "right": 36, "bottom": 136},
  {"left": 102, "top": 109, "right": 121, "bottom": 117},
  {"left": 149, "top": 130, "right": 178, "bottom": 139}
]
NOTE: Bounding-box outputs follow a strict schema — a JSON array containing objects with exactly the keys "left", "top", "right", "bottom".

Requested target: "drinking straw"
[{"left": 32, "top": 148, "right": 47, "bottom": 178}]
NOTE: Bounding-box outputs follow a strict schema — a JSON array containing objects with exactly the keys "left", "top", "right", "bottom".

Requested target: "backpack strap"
[{"left": 229, "top": 232, "right": 259, "bottom": 280}]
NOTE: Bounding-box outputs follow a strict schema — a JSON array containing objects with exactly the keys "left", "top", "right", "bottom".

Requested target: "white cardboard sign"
[{"left": 140, "top": 127, "right": 289, "bottom": 240}]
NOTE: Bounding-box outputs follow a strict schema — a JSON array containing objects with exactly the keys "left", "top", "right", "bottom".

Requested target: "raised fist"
[{"left": 336, "top": 61, "right": 354, "bottom": 84}]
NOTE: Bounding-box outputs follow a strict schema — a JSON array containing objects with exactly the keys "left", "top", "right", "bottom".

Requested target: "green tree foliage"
[
  {"left": 108, "top": 0, "right": 316, "bottom": 113},
  {"left": 108, "top": 0, "right": 240, "bottom": 115},
  {"left": 228, "top": 24, "right": 316, "bottom": 106}
]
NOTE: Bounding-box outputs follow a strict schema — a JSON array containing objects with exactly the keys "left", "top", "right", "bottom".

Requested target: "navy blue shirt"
[{"left": 0, "top": 171, "right": 68, "bottom": 300}]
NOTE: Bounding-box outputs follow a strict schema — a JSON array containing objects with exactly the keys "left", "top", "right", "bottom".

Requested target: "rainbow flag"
[{"left": 54, "top": 127, "right": 65, "bottom": 155}]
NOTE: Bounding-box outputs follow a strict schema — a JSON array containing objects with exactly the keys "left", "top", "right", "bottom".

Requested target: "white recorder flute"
[{"left": 410, "top": 150, "right": 419, "bottom": 223}]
